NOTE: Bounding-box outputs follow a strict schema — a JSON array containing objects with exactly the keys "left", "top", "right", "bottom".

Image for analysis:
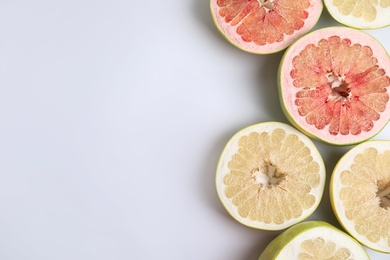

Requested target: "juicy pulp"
[{"left": 210, "top": 0, "right": 323, "bottom": 54}]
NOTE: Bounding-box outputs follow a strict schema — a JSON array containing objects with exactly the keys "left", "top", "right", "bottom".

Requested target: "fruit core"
[
  {"left": 259, "top": 0, "right": 274, "bottom": 10},
  {"left": 291, "top": 36, "right": 390, "bottom": 136},
  {"left": 377, "top": 186, "right": 390, "bottom": 209},
  {"left": 327, "top": 71, "right": 351, "bottom": 102},
  {"left": 252, "top": 160, "right": 286, "bottom": 188}
]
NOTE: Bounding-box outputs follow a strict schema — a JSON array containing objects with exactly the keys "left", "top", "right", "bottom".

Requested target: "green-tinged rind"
[
  {"left": 258, "top": 221, "right": 369, "bottom": 259},
  {"left": 277, "top": 26, "right": 390, "bottom": 146}
]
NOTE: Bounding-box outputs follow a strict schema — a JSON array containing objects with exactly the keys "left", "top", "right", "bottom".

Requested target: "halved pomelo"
[
  {"left": 278, "top": 27, "right": 390, "bottom": 146},
  {"left": 330, "top": 140, "right": 390, "bottom": 253},
  {"left": 259, "top": 221, "right": 369, "bottom": 259},
  {"left": 210, "top": 0, "right": 323, "bottom": 54},
  {"left": 216, "top": 122, "right": 325, "bottom": 230},
  {"left": 324, "top": 0, "right": 390, "bottom": 29}
]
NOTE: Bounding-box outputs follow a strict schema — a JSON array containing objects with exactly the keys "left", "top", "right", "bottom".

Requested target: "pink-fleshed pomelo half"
[
  {"left": 278, "top": 27, "right": 390, "bottom": 146},
  {"left": 210, "top": 0, "right": 323, "bottom": 54}
]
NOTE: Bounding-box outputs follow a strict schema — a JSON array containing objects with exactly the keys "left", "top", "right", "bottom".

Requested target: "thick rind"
[
  {"left": 330, "top": 140, "right": 390, "bottom": 253},
  {"left": 215, "top": 122, "right": 326, "bottom": 230},
  {"left": 258, "top": 221, "right": 369, "bottom": 259},
  {"left": 323, "top": 0, "right": 390, "bottom": 29},
  {"left": 278, "top": 27, "right": 390, "bottom": 146},
  {"left": 210, "top": 0, "right": 323, "bottom": 54}
]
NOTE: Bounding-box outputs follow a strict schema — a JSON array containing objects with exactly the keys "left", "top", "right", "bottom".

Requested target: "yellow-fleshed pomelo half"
[
  {"left": 210, "top": 0, "right": 323, "bottom": 54},
  {"left": 330, "top": 140, "right": 390, "bottom": 253},
  {"left": 258, "top": 221, "right": 369, "bottom": 259},
  {"left": 324, "top": 0, "right": 390, "bottom": 29},
  {"left": 216, "top": 122, "right": 326, "bottom": 230}
]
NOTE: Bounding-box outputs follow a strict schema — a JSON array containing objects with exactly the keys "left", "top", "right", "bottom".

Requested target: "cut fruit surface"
[
  {"left": 216, "top": 122, "right": 325, "bottom": 230},
  {"left": 330, "top": 140, "right": 390, "bottom": 253},
  {"left": 279, "top": 27, "right": 390, "bottom": 146},
  {"left": 210, "top": 0, "right": 323, "bottom": 54},
  {"left": 258, "top": 221, "right": 369, "bottom": 259},
  {"left": 324, "top": 0, "right": 390, "bottom": 29}
]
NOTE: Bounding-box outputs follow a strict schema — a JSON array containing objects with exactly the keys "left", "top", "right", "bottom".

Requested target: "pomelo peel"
[{"left": 259, "top": 221, "right": 369, "bottom": 259}]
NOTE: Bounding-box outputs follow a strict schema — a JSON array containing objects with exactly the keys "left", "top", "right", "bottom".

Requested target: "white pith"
[
  {"left": 331, "top": 141, "right": 390, "bottom": 253},
  {"left": 276, "top": 226, "right": 369, "bottom": 259},
  {"left": 210, "top": 0, "right": 323, "bottom": 54},
  {"left": 216, "top": 122, "right": 326, "bottom": 230},
  {"left": 324, "top": 0, "right": 390, "bottom": 29},
  {"left": 279, "top": 27, "right": 390, "bottom": 145}
]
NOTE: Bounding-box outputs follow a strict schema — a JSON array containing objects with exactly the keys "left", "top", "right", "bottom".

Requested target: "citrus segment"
[
  {"left": 279, "top": 27, "right": 390, "bottom": 145},
  {"left": 216, "top": 122, "right": 325, "bottom": 230},
  {"left": 330, "top": 141, "right": 390, "bottom": 253},
  {"left": 210, "top": 0, "right": 323, "bottom": 54},
  {"left": 324, "top": 0, "right": 390, "bottom": 29},
  {"left": 258, "top": 221, "right": 369, "bottom": 259}
]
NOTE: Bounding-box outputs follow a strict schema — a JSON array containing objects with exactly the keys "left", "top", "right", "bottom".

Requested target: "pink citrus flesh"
[
  {"left": 279, "top": 27, "right": 390, "bottom": 145},
  {"left": 210, "top": 0, "right": 323, "bottom": 54}
]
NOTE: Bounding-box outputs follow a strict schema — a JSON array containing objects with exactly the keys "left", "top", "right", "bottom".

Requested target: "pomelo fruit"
[
  {"left": 330, "top": 140, "right": 390, "bottom": 253},
  {"left": 324, "top": 0, "right": 390, "bottom": 29},
  {"left": 216, "top": 122, "right": 325, "bottom": 230},
  {"left": 210, "top": 0, "right": 323, "bottom": 54},
  {"left": 258, "top": 221, "right": 369, "bottom": 259},
  {"left": 278, "top": 27, "right": 390, "bottom": 146}
]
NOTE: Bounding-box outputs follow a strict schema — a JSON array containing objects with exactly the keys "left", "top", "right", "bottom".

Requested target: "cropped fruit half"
[
  {"left": 216, "top": 122, "right": 325, "bottom": 230},
  {"left": 278, "top": 27, "right": 390, "bottom": 146},
  {"left": 324, "top": 0, "right": 390, "bottom": 29},
  {"left": 210, "top": 0, "right": 323, "bottom": 54},
  {"left": 258, "top": 221, "right": 369, "bottom": 259},
  {"left": 330, "top": 140, "right": 390, "bottom": 253}
]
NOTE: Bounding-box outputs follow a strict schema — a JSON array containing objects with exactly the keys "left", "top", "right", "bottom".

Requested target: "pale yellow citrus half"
[
  {"left": 216, "top": 122, "right": 326, "bottom": 230},
  {"left": 259, "top": 221, "right": 369, "bottom": 259},
  {"left": 330, "top": 140, "right": 390, "bottom": 253},
  {"left": 324, "top": 0, "right": 390, "bottom": 29}
]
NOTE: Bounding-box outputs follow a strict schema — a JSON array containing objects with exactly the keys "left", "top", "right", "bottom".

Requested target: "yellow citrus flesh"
[
  {"left": 259, "top": 221, "right": 369, "bottom": 259},
  {"left": 216, "top": 122, "right": 325, "bottom": 230},
  {"left": 299, "top": 237, "right": 352, "bottom": 259},
  {"left": 330, "top": 141, "right": 390, "bottom": 253},
  {"left": 324, "top": 0, "right": 390, "bottom": 29}
]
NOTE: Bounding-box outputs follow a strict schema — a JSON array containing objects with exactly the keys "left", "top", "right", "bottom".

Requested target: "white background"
[{"left": 0, "top": 1, "right": 389, "bottom": 259}]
